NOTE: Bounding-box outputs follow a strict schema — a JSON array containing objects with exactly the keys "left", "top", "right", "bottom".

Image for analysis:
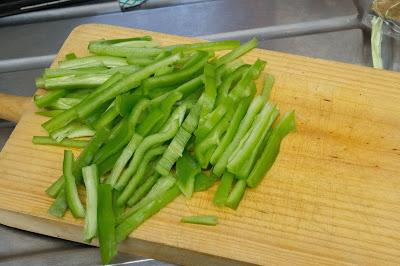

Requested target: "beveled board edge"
[{"left": 0, "top": 209, "right": 252, "bottom": 266}]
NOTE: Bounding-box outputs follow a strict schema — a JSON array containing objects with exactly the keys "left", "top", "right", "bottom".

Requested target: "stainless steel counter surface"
[
  {"left": 0, "top": 0, "right": 356, "bottom": 60},
  {"left": 0, "top": 0, "right": 398, "bottom": 265},
  {"left": 1, "top": 225, "right": 172, "bottom": 266}
]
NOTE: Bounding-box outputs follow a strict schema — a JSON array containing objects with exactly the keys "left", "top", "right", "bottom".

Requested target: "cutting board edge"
[{"left": 0, "top": 209, "right": 251, "bottom": 266}]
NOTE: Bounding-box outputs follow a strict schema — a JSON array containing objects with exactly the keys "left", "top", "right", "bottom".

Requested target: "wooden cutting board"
[{"left": 1, "top": 24, "right": 400, "bottom": 266}]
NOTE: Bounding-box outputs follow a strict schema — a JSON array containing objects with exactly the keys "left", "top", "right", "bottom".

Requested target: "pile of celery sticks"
[{"left": 33, "top": 35, "right": 295, "bottom": 264}]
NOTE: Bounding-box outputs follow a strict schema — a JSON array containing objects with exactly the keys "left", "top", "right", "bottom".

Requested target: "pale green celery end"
[{"left": 371, "top": 16, "right": 383, "bottom": 69}]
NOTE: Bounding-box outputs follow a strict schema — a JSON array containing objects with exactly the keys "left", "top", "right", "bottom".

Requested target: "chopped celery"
[
  {"left": 117, "top": 145, "right": 167, "bottom": 206},
  {"left": 97, "top": 184, "right": 117, "bottom": 265},
  {"left": 127, "top": 173, "right": 160, "bottom": 207},
  {"left": 48, "top": 189, "right": 67, "bottom": 218},
  {"left": 117, "top": 175, "right": 176, "bottom": 224},
  {"left": 176, "top": 152, "right": 200, "bottom": 198},
  {"left": 82, "top": 165, "right": 98, "bottom": 243},
  {"left": 115, "top": 185, "right": 180, "bottom": 243},
  {"left": 63, "top": 150, "right": 85, "bottom": 218},
  {"left": 227, "top": 103, "right": 278, "bottom": 178},
  {"left": 225, "top": 179, "right": 246, "bottom": 210},
  {"left": 247, "top": 111, "right": 296, "bottom": 188},
  {"left": 194, "top": 173, "right": 218, "bottom": 192},
  {"left": 213, "top": 172, "right": 234, "bottom": 207},
  {"left": 181, "top": 215, "right": 218, "bottom": 226},
  {"left": 212, "top": 96, "right": 265, "bottom": 176}
]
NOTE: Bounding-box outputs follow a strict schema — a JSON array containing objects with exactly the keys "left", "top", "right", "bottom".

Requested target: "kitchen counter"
[{"left": 0, "top": 0, "right": 398, "bottom": 265}]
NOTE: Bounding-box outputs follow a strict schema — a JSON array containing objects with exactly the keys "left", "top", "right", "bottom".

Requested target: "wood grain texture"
[
  {"left": 0, "top": 93, "right": 31, "bottom": 122},
  {"left": 1, "top": 23, "right": 400, "bottom": 266}
]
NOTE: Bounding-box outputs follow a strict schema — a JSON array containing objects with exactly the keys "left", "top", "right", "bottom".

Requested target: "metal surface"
[
  {"left": 0, "top": 0, "right": 211, "bottom": 27},
  {"left": 0, "top": 0, "right": 357, "bottom": 60},
  {"left": 0, "top": 55, "right": 55, "bottom": 73},
  {"left": 200, "top": 16, "right": 361, "bottom": 41},
  {"left": 1, "top": 225, "right": 172, "bottom": 266},
  {"left": 259, "top": 29, "right": 369, "bottom": 65},
  {"left": 0, "top": 0, "right": 398, "bottom": 265}
]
